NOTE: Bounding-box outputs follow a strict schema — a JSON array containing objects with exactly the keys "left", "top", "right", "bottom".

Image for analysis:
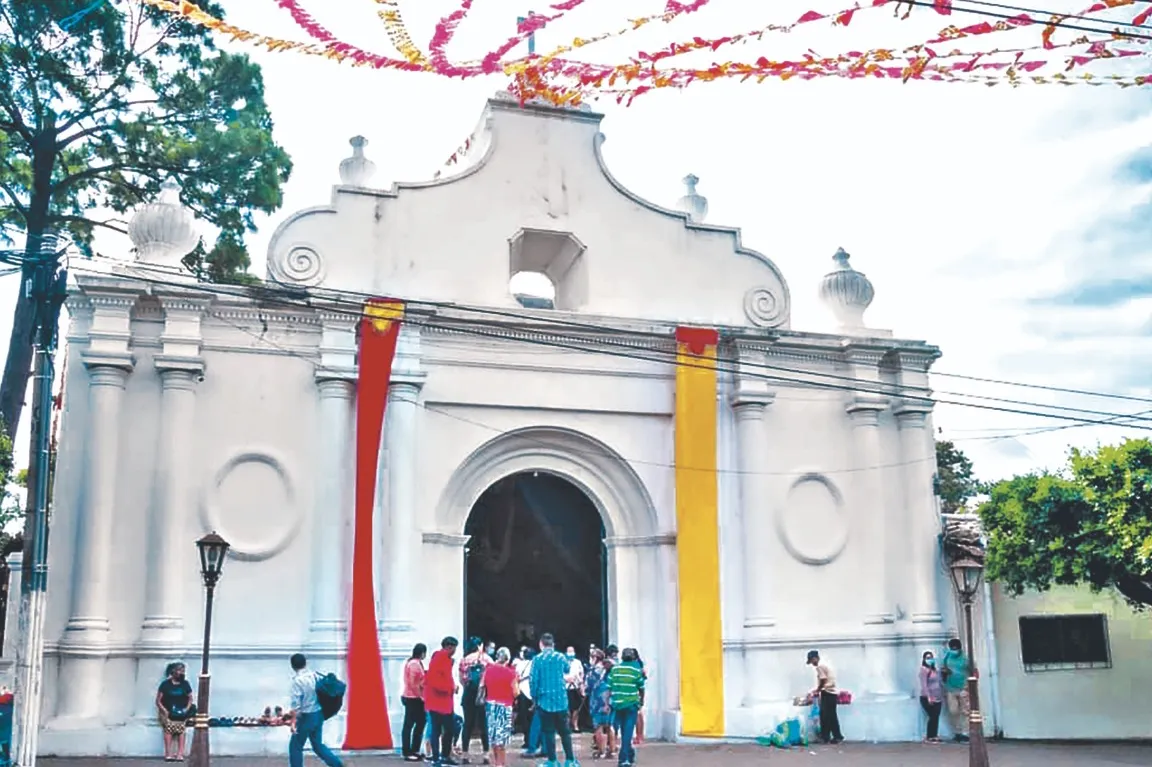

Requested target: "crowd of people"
[
  {"left": 401, "top": 634, "right": 649, "bottom": 767},
  {"left": 149, "top": 634, "right": 974, "bottom": 763}
]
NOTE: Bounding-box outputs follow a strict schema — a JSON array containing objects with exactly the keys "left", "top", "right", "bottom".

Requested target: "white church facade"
[{"left": 35, "top": 94, "right": 957, "bottom": 756}]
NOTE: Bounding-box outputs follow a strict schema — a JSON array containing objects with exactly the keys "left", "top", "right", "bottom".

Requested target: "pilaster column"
[
  {"left": 847, "top": 398, "right": 893, "bottom": 626},
  {"left": 308, "top": 372, "right": 356, "bottom": 648},
  {"left": 730, "top": 393, "right": 776, "bottom": 638},
  {"left": 139, "top": 295, "right": 209, "bottom": 646},
  {"left": 382, "top": 373, "right": 425, "bottom": 638},
  {"left": 61, "top": 360, "right": 132, "bottom": 647},
  {"left": 896, "top": 405, "right": 942, "bottom": 624},
  {"left": 139, "top": 362, "right": 203, "bottom": 645},
  {"left": 56, "top": 291, "right": 136, "bottom": 721}
]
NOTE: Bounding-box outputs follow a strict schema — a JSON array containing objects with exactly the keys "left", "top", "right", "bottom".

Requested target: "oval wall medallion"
[
  {"left": 775, "top": 472, "right": 848, "bottom": 566},
  {"left": 202, "top": 450, "right": 302, "bottom": 562}
]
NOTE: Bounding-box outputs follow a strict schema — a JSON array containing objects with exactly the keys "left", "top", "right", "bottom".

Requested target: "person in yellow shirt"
[{"left": 806, "top": 650, "right": 844, "bottom": 744}]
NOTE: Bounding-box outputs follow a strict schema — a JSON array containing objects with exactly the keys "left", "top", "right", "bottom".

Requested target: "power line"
[
  {"left": 69, "top": 262, "right": 1152, "bottom": 410},
  {"left": 928, "top": 370, "right": 1152, "bottom": 405},
  {"left": 898, "top": 0, "right": 1152, "bottom": 41},
  {"left": 208, "top": 306, "right": 943, "bottom": 477},
  {"left": 65, "top": 264, "right": 1152, "bottom": 432},
  {"left": 953, "top": 407, "right": 1152, "bottom": 442},
  {"left": 955, "top": 0, "right": 1152, "bottom": 32}
]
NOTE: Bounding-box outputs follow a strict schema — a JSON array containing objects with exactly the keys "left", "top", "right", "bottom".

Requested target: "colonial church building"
[{"left": 36, "top": 94, "right": 954, "bottom": 756}]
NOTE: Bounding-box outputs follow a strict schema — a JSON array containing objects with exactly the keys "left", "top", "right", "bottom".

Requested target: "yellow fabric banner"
[{"left": 673, "top": 326, "right": 725, "bottom": 737}]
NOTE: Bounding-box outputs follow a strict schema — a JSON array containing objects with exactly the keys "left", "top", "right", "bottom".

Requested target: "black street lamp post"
[
  {"left": 187, "top": 532, "right": 230, "bottom": 767},
  {"left": 949, "top": 556, "right": 990, "bottom": 767}
]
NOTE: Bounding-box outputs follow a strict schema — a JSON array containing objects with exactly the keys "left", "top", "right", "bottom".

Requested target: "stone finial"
[
  {"left": 676, "top": 174, "right": 708, "bottom": 223},
  {"left": 339, "top": 136, "right": 376, "bottom": 187},
  {"left": 128, "top": 178, "right": 199, "bottom": 267},
  {"left": 819, "top": 247, "right": 875, "bottom": 330}
]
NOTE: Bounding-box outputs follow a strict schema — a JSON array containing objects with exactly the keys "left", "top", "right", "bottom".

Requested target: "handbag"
[{"left": 475, "top": 685, "right": 487, "bottom": 707}]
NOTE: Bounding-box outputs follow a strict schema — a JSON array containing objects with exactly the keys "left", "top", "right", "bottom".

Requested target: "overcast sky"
[{"left": 6, "top": 0, "right": 1150, "bottom": 480}]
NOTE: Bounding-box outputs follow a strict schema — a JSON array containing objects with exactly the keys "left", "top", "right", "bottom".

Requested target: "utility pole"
[{"left": 11, "top": 235, "right": 68, "bottom": 767}]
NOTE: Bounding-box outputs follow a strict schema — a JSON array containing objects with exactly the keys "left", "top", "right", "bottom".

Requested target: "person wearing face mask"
[
  {"left": 156, "top": 662, "right": 195, "bottom": 761},
  {"left": 563, "top": 646, "right": 585, "bottom": 733},
  {"left": 919, "top": 651, "right": 944, "bottom": 743}
]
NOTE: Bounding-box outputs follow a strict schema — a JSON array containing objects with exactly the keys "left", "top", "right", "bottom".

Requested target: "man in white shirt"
[{"left": 288, "top": 653, "right": 342, "bottom": 767}]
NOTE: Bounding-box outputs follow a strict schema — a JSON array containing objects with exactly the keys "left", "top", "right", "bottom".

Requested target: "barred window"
[{"left": 1018, "top": 614, "right": 1111, "bottom": 672}]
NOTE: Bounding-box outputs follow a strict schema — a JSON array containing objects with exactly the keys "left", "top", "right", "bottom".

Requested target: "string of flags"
[{"left": 143, "top": 0, "right": 1152, "bottom": 104}]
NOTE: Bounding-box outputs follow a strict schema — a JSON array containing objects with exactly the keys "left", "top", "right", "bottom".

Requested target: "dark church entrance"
[{"left": 464, "top": 471, "right": 607, "bottom": 654}]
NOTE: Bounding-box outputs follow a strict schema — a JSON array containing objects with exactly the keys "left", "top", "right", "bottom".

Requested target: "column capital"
[
  {"left": 315, "top": 366, "right": 357, "bottom": 384},
  {"left": 82, "top": 354, "right": 134, "bottom": 388},
  {"left": 729, "top": 389, "right": 775, "bottom": 419},
  {"left": 316, "top": 376, "right": 355, "bottom": 400},
  {"left": 81, "top": 350, "right": 134, "bottom": 373},
  {"left": 847, "top": 395, "right": 887, "bottom": 422},
  {"left": 894, "top": 402, "right": 934, "bottom": 425},
  {"left": 154, "top": 355, "right": 204, "bottom": 380},
  {"left": 391, "top": 371, "right": 427, "bottom": 402}
]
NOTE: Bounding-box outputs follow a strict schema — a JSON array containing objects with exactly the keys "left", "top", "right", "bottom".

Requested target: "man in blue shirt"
[{"left": 528, "top": 633, "right": 579, "bottom": 767}]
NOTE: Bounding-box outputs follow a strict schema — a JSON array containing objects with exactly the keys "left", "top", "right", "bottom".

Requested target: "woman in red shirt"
[
  {"left": 480, "top": 648, "right": 518, "bottom": 767},
  {"left": 401, "top": 644, "right": 427, "bottom": 762}
]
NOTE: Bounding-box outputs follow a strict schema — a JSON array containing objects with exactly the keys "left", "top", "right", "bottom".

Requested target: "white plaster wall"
[
  {"left": 991, "top": 584, "right": 1152, "bottom": 740},
  {"left": 33, "top": 97, "right": 949, "bottom": 755},
  {"left": 266, "top": 100, "right": 790, "bottom": 330}
]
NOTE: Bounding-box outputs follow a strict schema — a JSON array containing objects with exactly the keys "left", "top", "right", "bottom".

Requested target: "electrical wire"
[
  {"left": 67, "top": 262, "right": 1152, "bottom": 414},
  {"left": 955, "top": 0, "right": 1152, "bottom": 31},
  {"left": 64, "top": 263, "right": 1152, "bottom": 432},
  {"left": 953, "top": 407, "right": 1152, "bottom": 442},
  {"left": 65, "top": 261, "right": 1152, "bottom": 430},
  {"left": 896, "top": 0, "right": 1152, "bottom": 41},
  {"left": 207, "top": 305, "right": 943, "bottom": 477}
]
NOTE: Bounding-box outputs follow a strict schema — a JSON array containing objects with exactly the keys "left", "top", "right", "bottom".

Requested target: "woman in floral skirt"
[{"left": 481, "top": 648, "right": 518, "bottom": 767}]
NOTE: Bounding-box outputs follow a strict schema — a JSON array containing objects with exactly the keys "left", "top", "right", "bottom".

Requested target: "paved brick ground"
[{"left": 38, "top": 736, "right": 1152, "bottom": 766}]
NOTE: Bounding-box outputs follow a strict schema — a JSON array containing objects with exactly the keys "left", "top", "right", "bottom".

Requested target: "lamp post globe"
[
  {"left": 188, "top": 532, "right": 229, "bottom": 767},
  {"left": 949, "top": 556, "right": 990, "bottom": 767},
  {"left": 196, "top": 532, "right": 230, "bottom": 587},
  {"left": 949, "top": 557, "right": 985, "bottom": 603}
]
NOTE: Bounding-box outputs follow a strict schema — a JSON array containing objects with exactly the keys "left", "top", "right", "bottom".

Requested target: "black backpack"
[
  {"left": 468, "top": 659, "right": 484, "bottom": 688},
  {"left": 315, "top": 672, "right": 346, "bottom": 720}
]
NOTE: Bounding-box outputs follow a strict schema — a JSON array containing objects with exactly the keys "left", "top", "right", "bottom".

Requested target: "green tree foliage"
[
  {"left": 0, "top": 0, "right": 292, "bottom": 438},
  {"left": 978, "top": 438, "right": 1152, "bottom": 609},
  {"left": 935, "top": 440, "right": 983, "bottom": 513}
]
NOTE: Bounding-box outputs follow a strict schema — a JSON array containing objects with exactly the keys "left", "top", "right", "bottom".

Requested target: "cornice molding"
[
  {"left": 603, "top": 533, "right": 676, "bottom": 548},
  {"left": 726, "top": 628, "right": 954, "bottom": 651},
  {"left": 44, "top": 641, "right": 376, "bottom": 661},
  {"left": 422, "top": 531, "right": 470, "bottom": 547}
]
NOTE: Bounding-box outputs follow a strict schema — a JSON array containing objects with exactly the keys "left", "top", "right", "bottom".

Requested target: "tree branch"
[
  {"left": 50, "top": 215, "right": 129, "bottom": 236},
  {"left": 0, "top": 179, "right": 29, "bottom": 221},
  {"left": 0, "top": 88, "right": 32, "bottom": 142}
]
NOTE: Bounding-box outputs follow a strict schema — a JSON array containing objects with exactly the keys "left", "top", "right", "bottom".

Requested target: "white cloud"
[{"left": 4, "top": 0, "right": 1150, "bottom": 480}]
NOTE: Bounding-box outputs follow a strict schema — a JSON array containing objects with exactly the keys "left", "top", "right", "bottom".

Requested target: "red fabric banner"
[{"left": 343, "top": 298, "right": 403, "bottom": 750}]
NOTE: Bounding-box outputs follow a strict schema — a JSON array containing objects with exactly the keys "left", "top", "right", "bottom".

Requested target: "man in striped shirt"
[
  {"left": 528, "top": 633, "right": 578, "bottom": 767},
  {"left": 606, "top": 648, "right": 645, "bottom": 767}
]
